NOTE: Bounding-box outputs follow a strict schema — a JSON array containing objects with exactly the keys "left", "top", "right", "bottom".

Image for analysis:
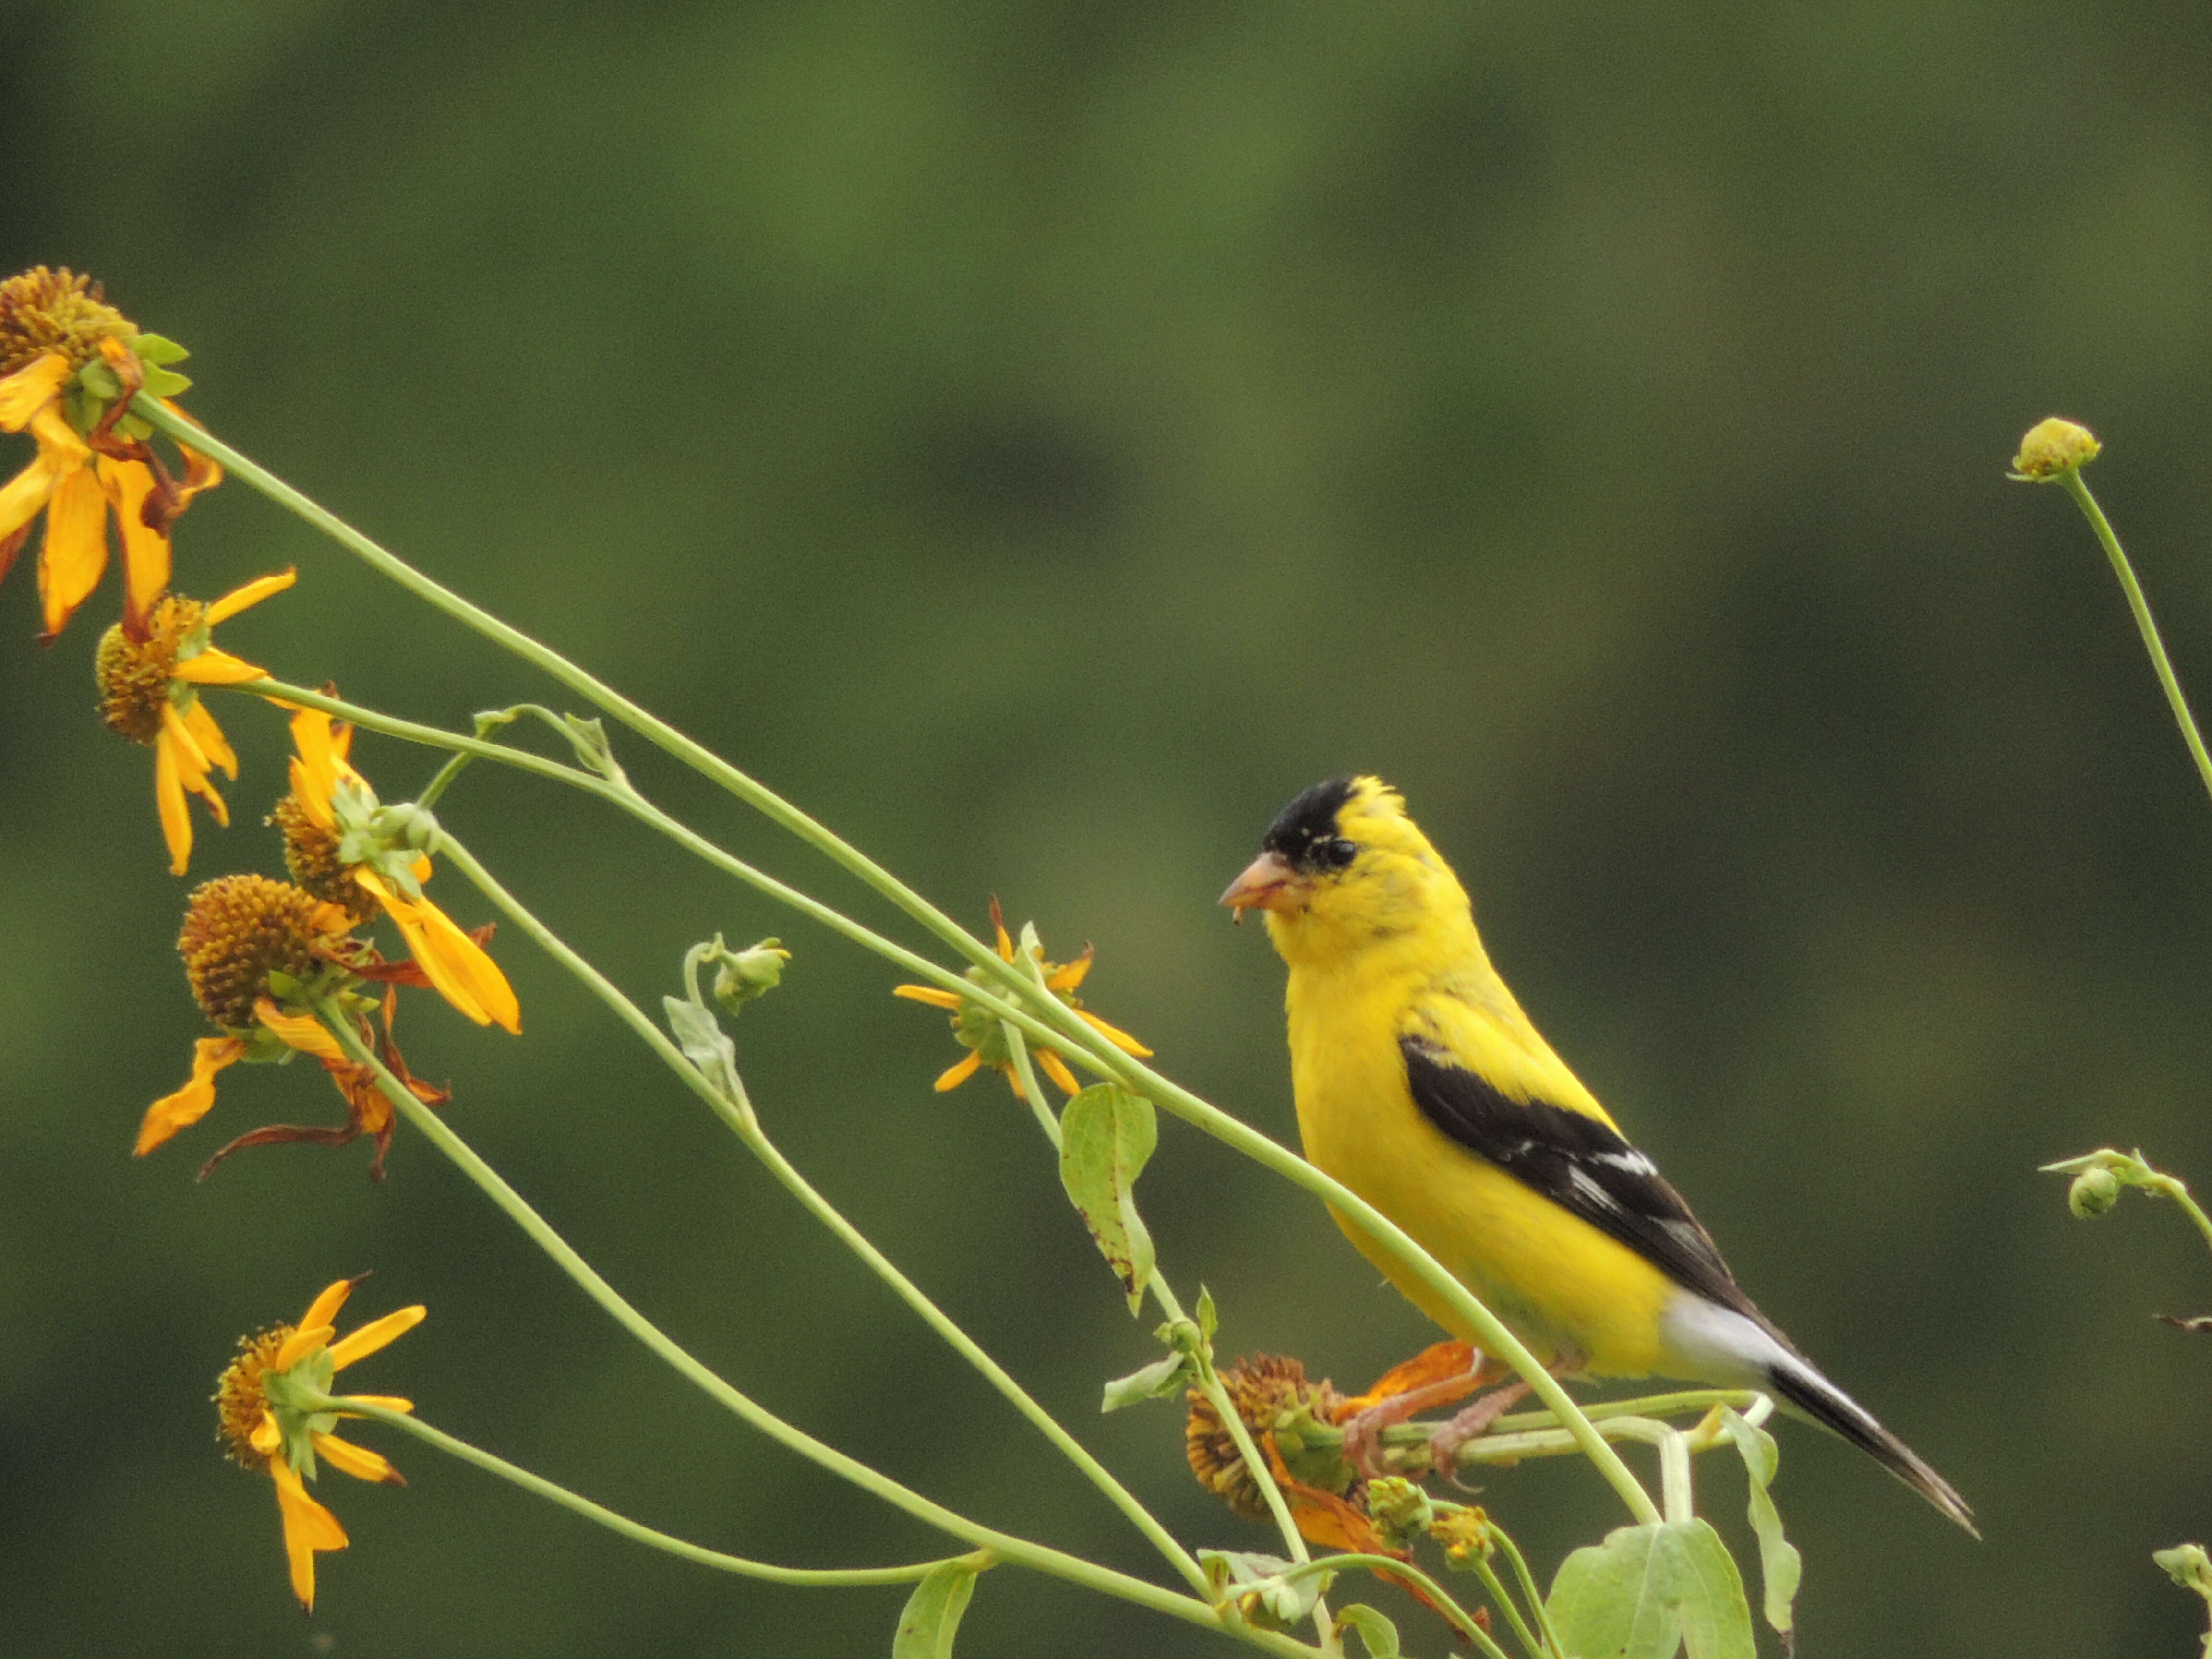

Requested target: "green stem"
[
  {"left": 2143, "top": 1169, "right": 2212, "bottom": 1256},
  {"left": 1277, "top": 1555, "right": 1510, "bottom": 1659},
  {"left": 314, "top": 1009, "right": 1298, "bottom": 1652},
  {"left": 317, "top": 1395, "right": 983, "bottom": 1587},
  {"left": 430, "top": 834, "right": 1213, "bottom": 1598},
  {"left": 1464, "top": 1550, "right": 1551, "bottom": 1659},
  {"left": 241, "top": 673, "right": 1659, "bottom": 1525},
  {"left": 1487, "top": 1526, "right": 1568, "bottom": 1659},
  {"left": 2060, "top": 468, "right": 2212, "bottom": 812}
]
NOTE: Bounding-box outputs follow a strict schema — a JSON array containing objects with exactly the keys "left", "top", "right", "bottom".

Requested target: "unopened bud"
[
  {"left": 2012, "top": 417, "right": 2101, "bottom": 481},
  {"left": 711, "top": 936, "right": 789, "bottom": 1014},
  {"left": 2156, "top": 1542, "right": 2212, "bottom": 1598},
  {"left": 1365, "top": 1476, "right": 1435, "bottom": 1551},
  {"left": 2069, "top": 1167, "right": 2122, "bottom": 1218}
]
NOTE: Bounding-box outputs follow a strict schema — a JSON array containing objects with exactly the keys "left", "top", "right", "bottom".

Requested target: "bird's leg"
[
  {"left": 1426, "top": 1355, "right": 1579, "bottom": 1484},
  {"left": 1336, "top": 1358, "right": 1495, "bottom": 1478}
]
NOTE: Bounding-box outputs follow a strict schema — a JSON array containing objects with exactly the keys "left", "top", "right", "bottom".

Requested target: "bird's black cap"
[{"left": 1261, "top": 777, "right": 1359, "bottom": 873}]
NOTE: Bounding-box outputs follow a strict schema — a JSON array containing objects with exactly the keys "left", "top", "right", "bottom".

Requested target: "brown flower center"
[
  {"left": 95, "top": 596, "right": 202, "bottom": 746},
  {"left": 1185, "top": 1355, "right": 1344, "bottom": 1521},
  {"left": 213, "top": 1324, "right": 292, "bottom": 1469},
  {"left": 271, "top": 793, "right": 379, "bottom": 923},
  {"left": 178, "top": 874, "right": 327, "bottom": 1030},
  {"left": 0, "top": 266, "right": 135, "bottom": 378}
]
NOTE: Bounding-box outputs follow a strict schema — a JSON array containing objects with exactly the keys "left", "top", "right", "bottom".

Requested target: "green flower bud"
[
  {"left": 710, "top": 936, "right": 790, "bottom": 1014},
  {"left": 2011, "top": 416, "right": 2101, "bottom": 481},
  {"left": 2156, "top": 1542, "right": 2212, "bottom": 1598},
  {"left": 2069, "top": 1167, "right": 2122, "bottom": 1218},
  {"left": 1364, "top": 1476, "right": 1435, "bottom": 1551}
]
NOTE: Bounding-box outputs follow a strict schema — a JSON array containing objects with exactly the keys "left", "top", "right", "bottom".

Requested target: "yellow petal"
[
  {"left": 328, "top": 1304, "right": 425, "bottom": 1371},
  {"left": 161, "top": 704, "right": 230, "bottom": 826},
  {"left": 174, "top": 646, "right": 267, "bottom": 686},
  {"left": 297, "top": 1278, "right": 358, "bottom": 1334},
  {"left": 133, "top": 1036, "right": 245, "bottom": 1154},
  {"left": 359, "top": 873, "right": 521, "bottom": 1034},
  {"left": 336, "top": 1394, "right": 413, "bottom": 1414},
  {"left": 253, "top": 1000, "right": 348, "bottom": 1063},
  {"left": 273, "top": 1323, "right": 337, "bottom": 1371},
  {"left": 27, "top": 400, "right": 88, "bottom": 468},
  {"left": 0, "top": 353, "right": 69, "bottom": 431},
  {"left": 0, "top": 452, "right": 57, "bottom": 542},
  {"left": 249, "top": 1410, "right": 283, "bottom": 1457},
  {"left": 206, "top": 567, "right": 296, "bottom": 624},
  {"left": 1046, "top": 948, "right": 1094, "bottom": 991},
  {"left": 96, "top": 456, "right": 169, "bottom": 624},
  {"left": 270, "top": 1458, "right": 347, "bottom": 1611},
  {"left": 933, "top": 1050, "right": 984, "bottom": 1092},
  {"left": 181, "top": 698, "right": 238, "bottom": 780},
  {"left": 312, "top": 1431, "right": 401, "bottom": 1485},
  {"left": 153, "top": 727, "right": 192, "bottom": 876},
  {"left": 1078, "top": 1009, "right": 1154, "bottom": 1057},
  {"left": 892, "top": 984, "right": 964, "bottom": 1009},
  {"left": 288, "top": 707, "right": 349, "bottom": 829},
  {"left": 36, "top": 463, "right": 107, "bottom": 637},
  {"left": 1038, "top": 1047, "right": 1082, "bottom": 1094}
]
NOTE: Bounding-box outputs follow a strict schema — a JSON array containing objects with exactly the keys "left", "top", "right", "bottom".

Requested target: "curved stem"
[
  {"left": 2060, "top": 468, "right": 2212, "bottom": 811},
  {"left": 429, "top": 834, "right": 1212, "bottom": 1597},
  {"left": 237, "top": 674, "right": 1659, "bottom": 1525},
  {"left": 314, "top": 1010, "right": 1292, "bottom": 1650},
  {"left": 319, "top": 1395, "right": 985, "bottom": 1587},
  {"left": 1277, "top": 1555, "right": 1510, "bottom": 1659}
]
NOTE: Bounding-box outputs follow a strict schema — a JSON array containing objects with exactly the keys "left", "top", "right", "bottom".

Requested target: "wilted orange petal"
[
  {"left": 891, "top": 984, "right": 963, "bottom": 1009},
  {"left": 1037, "top": 1047, "right": 1081, "bottom": 1094},
  {"left": 36, "top": 463, "right": 107, "bottom": 637},
  {"left": 933, "top": 1050, "right": 984, "bottom": 1092},
  {"left": 175, "top": 646, "right": 268, "bottom": 686},
  {"left": 312, "top": 1431, "right": 400, "bottom": 1485},
  {"left": 134, "top": 1036, "right": 246, "bottom": 1154},
  {"left": 205, "top": 567, "right": 296, "bottom": 624},
  {"left": 1334, "top": 1340, "right": 1483, "bottom": 1420},
  {"left": 153, "top": 730, "right": 192, "bottom": 876},
  {"left": 328, "top": 1305, "right": 425, "bottom": 1371},
  {"left": 1077, "top": 1009, "right": 1153, "bottom": 1058},
  {"left": 253, "top": 1000, "right": 348, "bottom": 1063},
  {"left": 297, "top": 1278, "right": 358, "bottom": 1334},
  {"left": 269, "top": 1458, "right": 347, "bottom": 1611},
  {"left": 181, "top": 698, "right": 238, "bottom": 779},
  {"left": 0, "top": 353, "right": 69, "bottom": 430},
  {"left": 358, "top": 874, "right": 520, "bottom": 1034},
  {"left": 96, "top": 456, "right": 169, "bottom": 624}
]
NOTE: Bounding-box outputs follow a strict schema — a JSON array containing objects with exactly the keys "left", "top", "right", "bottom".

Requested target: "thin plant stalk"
[
  {"left": 313, "top": 1394, "right": 985, "bottom": 1587},
  {"left": 315, "top": 1012, "right": 1311, "bottom": 1656}
]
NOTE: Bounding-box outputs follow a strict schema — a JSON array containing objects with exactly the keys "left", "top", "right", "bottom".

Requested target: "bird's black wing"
[{"left": 1399, "top": 1035, "right": 1760, "bottom": 1318}]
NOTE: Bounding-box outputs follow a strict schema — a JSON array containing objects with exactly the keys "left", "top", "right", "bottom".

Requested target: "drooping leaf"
[
  {"left": 1548, "top": 1520, "right": 1756, "bottom": 1659},
  {"left": 892, "top": 1561, "right": 980, "bottom": 1659},
  {"left": 1101, "top": 1349, "right": 1193, "bottom": 1412},
  {"left": 662, "top": 995, "right": 737, "bottom": 1093},
  {"left": 1718, "top": 1407, "right": 1802, "bottom": 1639},
  {"left": 1334, "top": 1603, "right": 1403, "bottom": 1658},
  {"left": 1200, "top": 1550, "right": 1325, "bottom": 1632},
  {"left": 1058, "top": 1083, "right": 1158, "bottom": 1312}
]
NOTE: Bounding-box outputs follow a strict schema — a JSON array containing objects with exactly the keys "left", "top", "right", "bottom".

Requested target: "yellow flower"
[
  {"left": 275, "top": 706, "right": 521, "bottom": 1034},
  {"left": 137, "top": 874, "right": 449, "bottom": 1179},
  {"left": 94, "top": 571, "right": 292, "bottom": 875},
  {"left": 214, "top": 1277, "right": 423, "bottom": 1611},
  {"left": 894, "top": 899, "right": 1151, "bottom": 1098},
  {"left": 0, "top": 267, "right": 218, "bottom": 638}
]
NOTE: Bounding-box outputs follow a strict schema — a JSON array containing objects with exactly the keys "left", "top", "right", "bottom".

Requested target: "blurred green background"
[{"left": 5, "top": 2, "right": 2212, "bottom": 1653}]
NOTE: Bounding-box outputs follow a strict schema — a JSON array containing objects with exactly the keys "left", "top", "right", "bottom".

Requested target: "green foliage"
[
  {"left": 1058, "top": 1083, "right": 1159, "bottom": 1313},
  {"left": 1547, "top": 1521, "right": 1756, "bottom": 1659},
  {"left": 1332, "top": 1605, "right": 1402, "bottom": 1658},
  {"left": 1717, "top": 1407, "right": 1802, "bottom": 1640},
  {"left": 892, "top": 1561, "right": 980, "bottom": 1659}
]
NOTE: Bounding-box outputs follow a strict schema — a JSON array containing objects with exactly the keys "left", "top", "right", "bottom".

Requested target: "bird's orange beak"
[{"left": 1219, "top": 850, "right": 1303, "bottom": 922}]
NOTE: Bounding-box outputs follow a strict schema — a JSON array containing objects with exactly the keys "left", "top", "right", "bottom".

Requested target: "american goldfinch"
[{"left": 1222, "top": 775, "right": 1973, "bottom": 1532}]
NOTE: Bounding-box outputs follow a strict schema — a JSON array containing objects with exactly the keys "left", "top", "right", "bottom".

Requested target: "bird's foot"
[
  {"left": 1335, "top": 1354, "right": 1492, "bottom": 1479},
  {"left": 1423, "top": 1380, "right": 1533, "bottom": 1479}
]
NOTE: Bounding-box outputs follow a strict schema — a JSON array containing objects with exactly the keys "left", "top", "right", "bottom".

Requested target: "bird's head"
[{"left": 1220, "top": 775, "right": 1473, "bottom": 968}]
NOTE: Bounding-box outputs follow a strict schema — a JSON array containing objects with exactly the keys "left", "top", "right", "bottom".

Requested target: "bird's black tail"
[{"left": 1766, "top": 1358, "right": 1977, "bottom": 1536}]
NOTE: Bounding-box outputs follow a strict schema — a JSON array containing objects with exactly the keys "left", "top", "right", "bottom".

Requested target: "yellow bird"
[{"left": 1221, "top": 775, "right": 1973, "bottom": 1532}]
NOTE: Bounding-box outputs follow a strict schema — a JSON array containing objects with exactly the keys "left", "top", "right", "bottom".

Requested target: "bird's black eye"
[{"left": 1316, "top": 836, "right": 1358, "bottom": 870}]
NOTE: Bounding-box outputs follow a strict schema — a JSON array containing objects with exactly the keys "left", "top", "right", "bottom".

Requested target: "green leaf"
[
  {"left": 116, "top": 412, "right": 154, "bottom": 440},
  {"left": 1718, "top": 1407, "right": 1802, "bottom": 1638},
  {"left": 1100, "top": 1349, "right": 1192, "bottom": 1412},
  {"left": 1199, "top": 1550, "right": 1325, "bottom": 1632},
  {"left": 140, "top": 364, "right": 192, "bottom": 398},
  {"left": 1058, "top": 1083, "right": 1158, "bottom": 1313},
  {"left": 130, "top": 333, "right": 191, "bottom": 366},
  {"left": 662, "top": 995, "right": 737, "bottom": 1092},
  {"left": 1334, "top": 1604, "right": 1402, "bottom": 1658},
  {"left": 76, "top": 360, "right": 121, "bottom": 399},
  {"left": 1548, "top": 1520, "right": 1755, "bottom": 1659},
  {"left": 892, "top": 1561, "right": 979, "bottom": 1659}
]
